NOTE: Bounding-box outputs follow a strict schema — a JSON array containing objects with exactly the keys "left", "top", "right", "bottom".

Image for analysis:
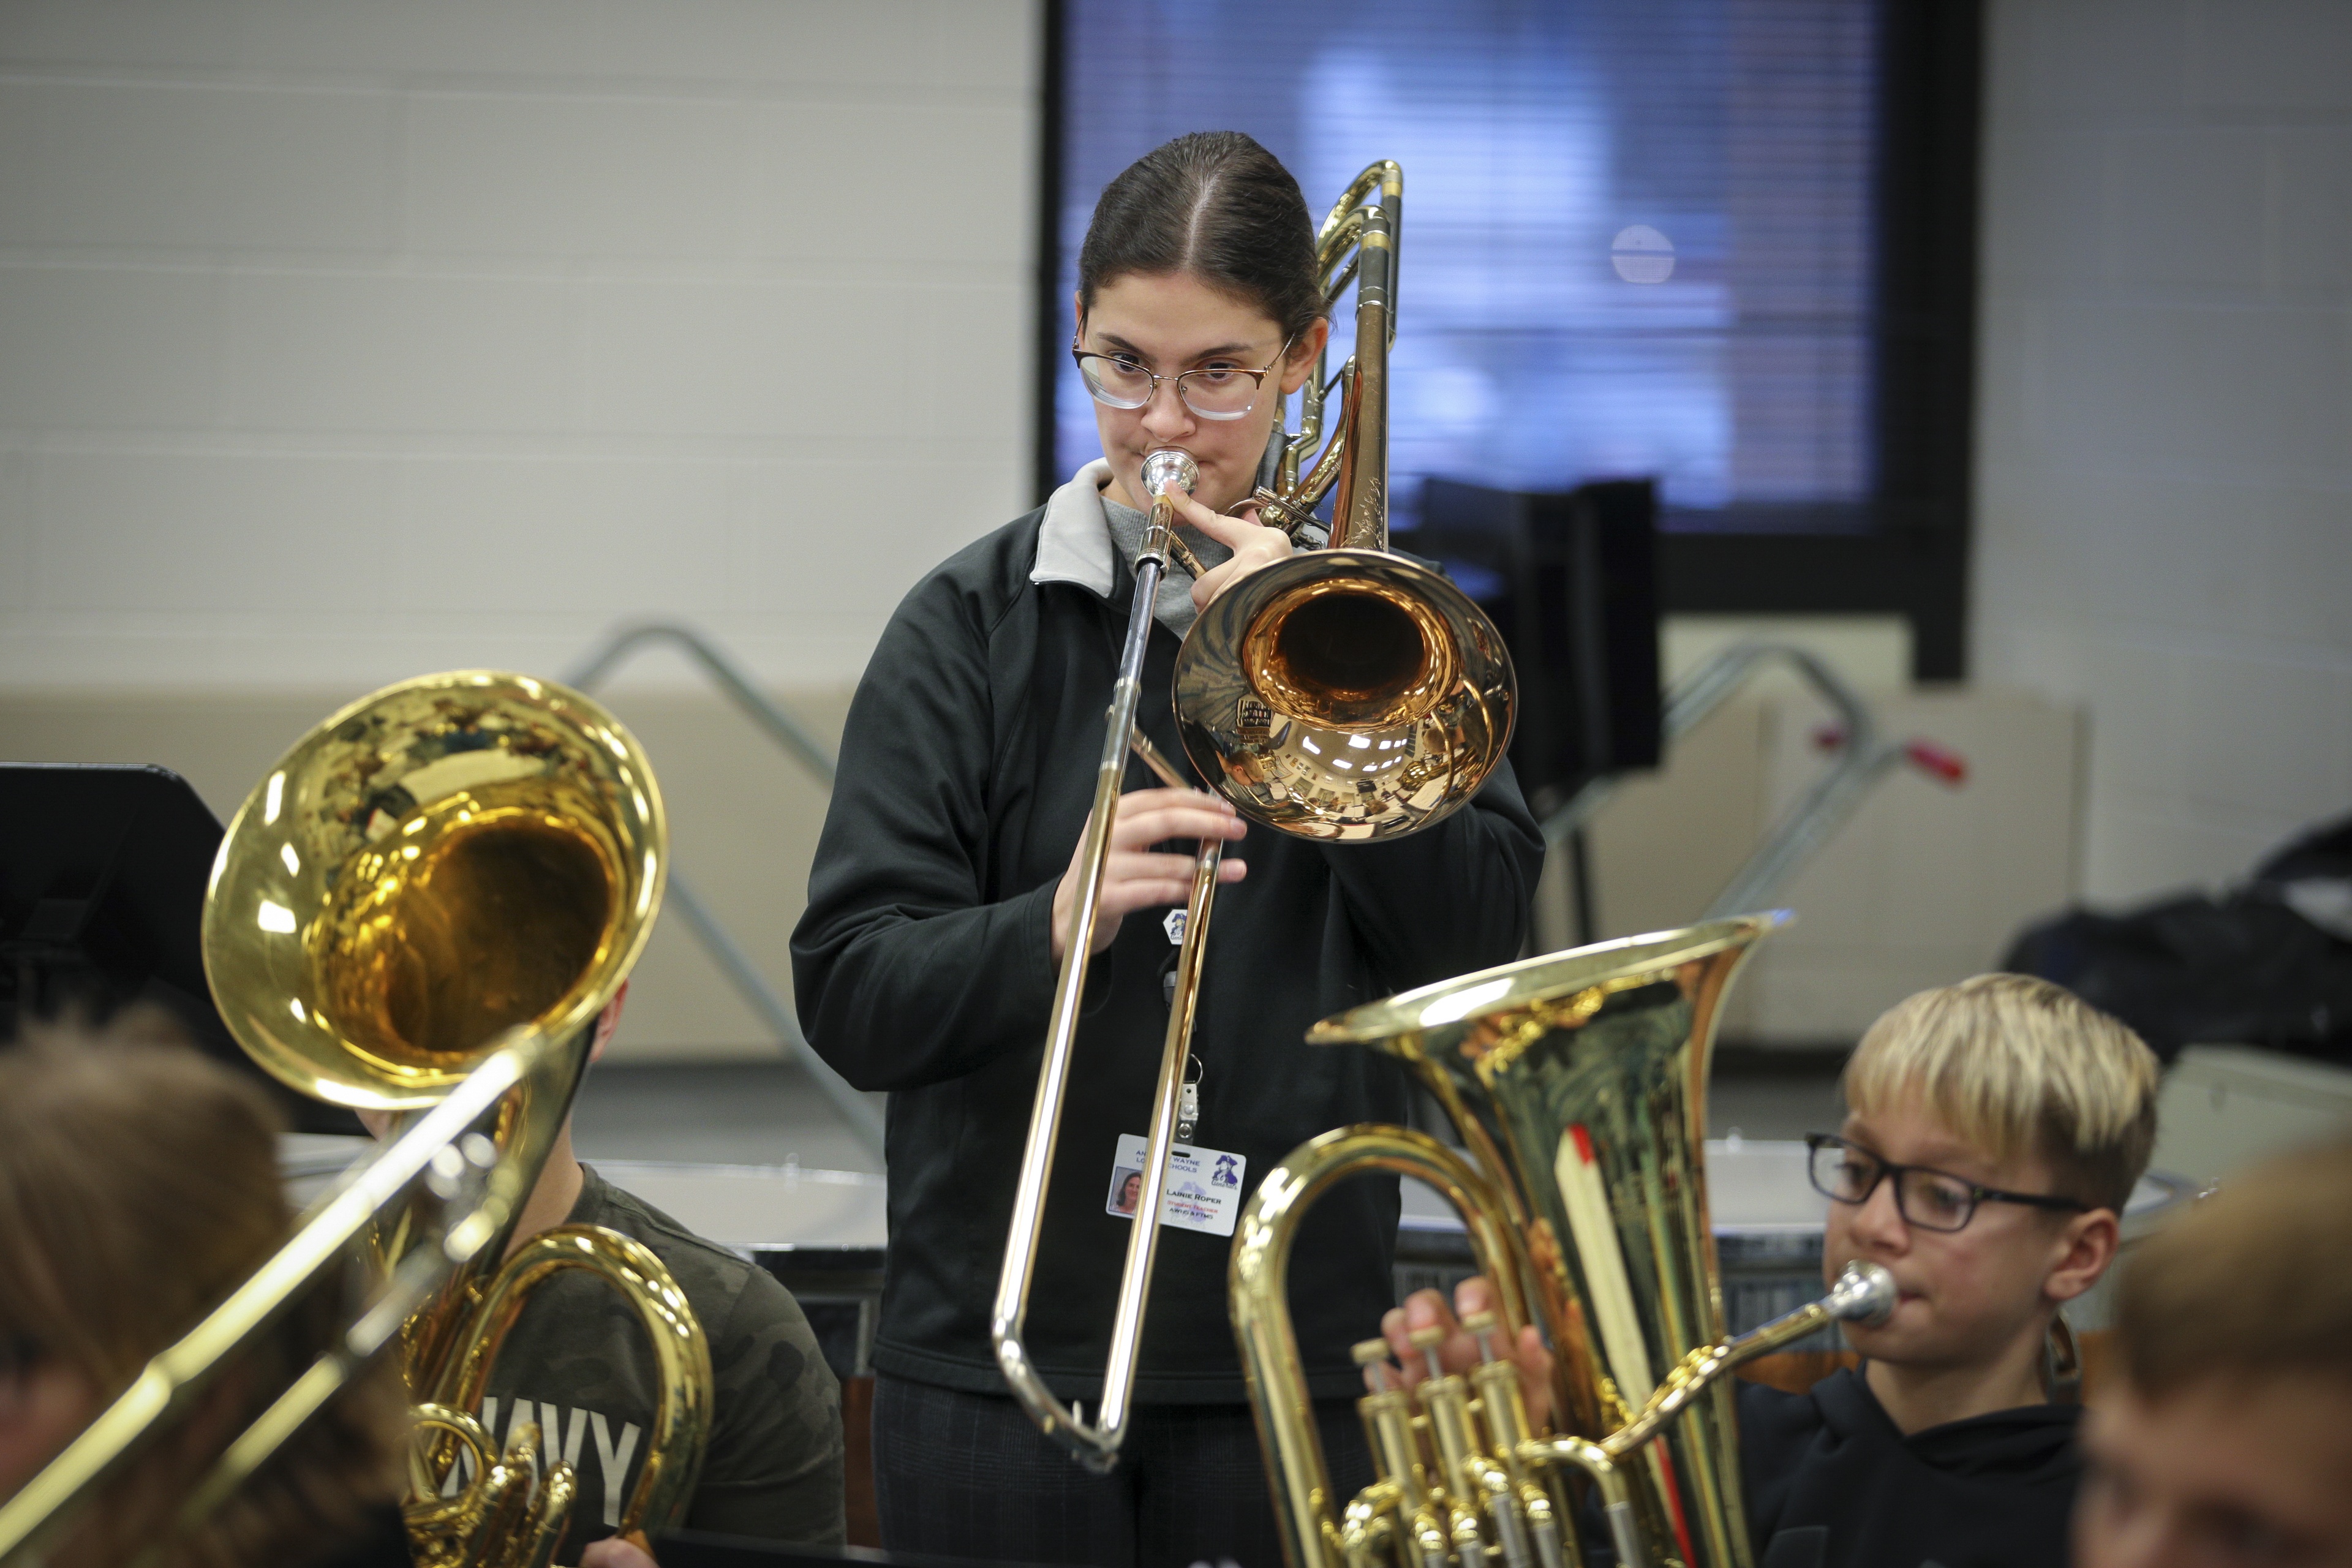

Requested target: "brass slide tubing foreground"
[
  {"left": 200, "top": 672, "right": 712, "bottom": 1562},
  {"left": 288, "top": 675, "right": 714, "bottom": 1562},
  {"left": 991, "top": 450, "right": 1221, "bottom": 1471}
]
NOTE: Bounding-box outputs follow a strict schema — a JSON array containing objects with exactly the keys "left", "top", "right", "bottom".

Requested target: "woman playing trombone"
[{"left": 793, "top": 130, "right": 1545, "bottom": 1568}]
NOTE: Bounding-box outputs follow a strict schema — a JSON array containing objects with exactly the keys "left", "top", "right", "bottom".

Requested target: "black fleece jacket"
[
  {"left": 1736, "top": 1369, "right": 2083, "bottom": 1568},
  {"left": 791, "top": 504, "right": 1545, "bottom": 1404}
]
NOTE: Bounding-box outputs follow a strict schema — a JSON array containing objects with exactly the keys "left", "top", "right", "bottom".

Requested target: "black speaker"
[{"left": 1410, "top": 478, "right": 1664, "bottom": 815}]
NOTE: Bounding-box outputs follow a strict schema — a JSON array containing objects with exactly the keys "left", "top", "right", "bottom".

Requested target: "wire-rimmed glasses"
[
  {"left": 1071, "top": 334, "right": 1294, "bottom": 421},
  {"left": 1805, "top": 1133, "right": 2091, "bottom": 1233}
]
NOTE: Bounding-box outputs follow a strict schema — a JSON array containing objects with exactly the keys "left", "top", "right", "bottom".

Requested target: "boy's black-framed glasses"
[
  {"left": 1070, "top": 333, "right": 1294, "bottom": 422},
  {"left": 1804, "top": 1133, "right": 2090, "bottom": 1234}
]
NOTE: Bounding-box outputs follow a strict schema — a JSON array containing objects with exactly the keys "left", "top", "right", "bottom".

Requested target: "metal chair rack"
[{"left": 564, "top": 622, "right": 883, "bottom": 1158}]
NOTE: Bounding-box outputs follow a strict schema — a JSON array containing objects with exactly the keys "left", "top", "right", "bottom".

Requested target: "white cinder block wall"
[
  {"left": 1973, "top": 0, "right": 2352, "bottom": 905},
  {"left": 0, "top": 1, "right": 1040, "bottom": 692}
]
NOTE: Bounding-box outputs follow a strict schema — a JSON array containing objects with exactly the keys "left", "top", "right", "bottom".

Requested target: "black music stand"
[
  {"left": 1413, "top": 477, "right": 1663, "bottom": 810},
  {"left": 0, "top": 763, "right": 357, "bottom": 1133}
]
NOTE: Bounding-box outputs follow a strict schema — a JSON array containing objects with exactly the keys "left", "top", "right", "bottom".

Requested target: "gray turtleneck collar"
[
  {"left": 1101, "top": 492, "right": 1232, "bottom": 641},
  {"left": 1029, "top": 460, "right": 1231, "bottom": 639}
]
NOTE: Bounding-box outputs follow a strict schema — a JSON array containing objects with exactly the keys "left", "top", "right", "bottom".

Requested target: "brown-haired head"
[
  {"left": 2117, "top": 1140, "right": 2352, "bottom": 1400},
  {"left": 0, "top": 1019, "right": 289, "bottom": 1392},
  {"left": 1842, "top": 973, "right": 2161, "bottom": 1212},
  {"left": 0, "top": 1015, "right": 403, "bottom": 1568},
  {"left": 1078, "top": 131, "right": 1326, "bottom": 343}
]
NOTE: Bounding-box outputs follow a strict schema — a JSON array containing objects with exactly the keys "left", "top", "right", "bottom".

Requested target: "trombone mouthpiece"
[
  {"left": 1142, "top": 449, "right": 1199, "bottom": 499},
  {"left": 1827, "top": 1261, "right": 1898, "bottom": 1327}
]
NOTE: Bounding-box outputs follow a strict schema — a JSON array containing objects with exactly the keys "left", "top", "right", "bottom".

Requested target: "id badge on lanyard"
[
  {"left": 1104, "top": 1133, "right": 1248, "bottom": 1238},
  {"left": 1102, "top": 907, "right": 1244, "bottom": 1235}
]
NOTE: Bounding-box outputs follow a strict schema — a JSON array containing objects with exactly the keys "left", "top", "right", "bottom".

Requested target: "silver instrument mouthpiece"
[
  {"left": 1141, "top": 449, "right": 1199, "bottom": 499},
  {"left": 1826, "top": 1260, "right": 1898, "bottom": 1327}
]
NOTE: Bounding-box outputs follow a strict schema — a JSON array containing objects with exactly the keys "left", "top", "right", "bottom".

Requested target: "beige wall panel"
[
  {"left": 586, "top": 685, "right": 852, "bottom": 1061},
  {"left": 1740, "top": 687, "right": 2082, "bottom": 1044},
  {"left": 1555, "top": 685, "right": 2081, "bottom": 1048},
  {"left": 1580, "top": 696, "right": 1768, "bottom": 944},
  {"left": 1575, "top": 698, "right": 1766, "bottom": 1038},
  {"left": 0, "top": 690, "right": 349, "bottom": 818}
]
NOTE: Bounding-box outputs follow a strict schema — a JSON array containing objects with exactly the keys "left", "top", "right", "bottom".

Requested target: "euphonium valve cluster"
[{"left": 1348, "top": 1308, "right": 1562, "bottom": 1568}]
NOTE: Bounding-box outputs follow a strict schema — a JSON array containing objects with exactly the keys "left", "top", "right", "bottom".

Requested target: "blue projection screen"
[{"left": 1050, "top": 0, "right": 1879, "bottom": 529}]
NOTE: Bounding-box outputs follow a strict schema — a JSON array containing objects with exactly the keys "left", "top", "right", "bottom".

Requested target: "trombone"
[
  {"left": 213, "top": 671, "right": 712, "bottom": 1564},
  {"left": 991, "top": 160, "right": 1518, "bottom": 1469}
]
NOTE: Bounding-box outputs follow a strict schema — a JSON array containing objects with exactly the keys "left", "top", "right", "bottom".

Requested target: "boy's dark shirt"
[
  {"left": 1737, "top": 1368, "right": 2081, "bottom": 1568},
  {"left": 470, "top": 1164, "right": 843, "bottom": 1564}
]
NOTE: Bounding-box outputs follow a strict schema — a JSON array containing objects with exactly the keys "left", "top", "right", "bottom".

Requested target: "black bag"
[{"left": 2002, "top": 815, "right": 2352, "bottom": 1065}]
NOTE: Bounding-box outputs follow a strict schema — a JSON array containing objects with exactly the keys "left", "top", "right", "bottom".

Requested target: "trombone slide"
[{"left": 990, "top": 454, "right": 1225, "bottom": 1472}]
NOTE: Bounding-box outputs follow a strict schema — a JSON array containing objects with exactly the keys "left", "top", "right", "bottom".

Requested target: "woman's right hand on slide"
[{"left": 1050, "top": 787, "right": 1247, "bottom": 960}]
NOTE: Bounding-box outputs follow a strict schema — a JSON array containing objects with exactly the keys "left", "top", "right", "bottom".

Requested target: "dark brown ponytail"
[{"left": 1077, "top": 131, "right": 1324, "bottom": 341}]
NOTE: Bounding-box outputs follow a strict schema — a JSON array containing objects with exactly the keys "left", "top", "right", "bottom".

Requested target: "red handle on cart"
[
  {"left": 1902, "top": 741, "right": 1968, "bottom": 785},
  {"left": 1811, "top": 725, "right": 1969, "bottom": 786}
]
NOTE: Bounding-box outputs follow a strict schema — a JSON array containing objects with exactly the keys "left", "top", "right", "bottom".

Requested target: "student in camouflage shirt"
[
  {"left": 479, "top": 1160, "right": 843, "bottom": 1562},
  {"left": 369, "top": 987, "right": 843, "bottom": 1565}
]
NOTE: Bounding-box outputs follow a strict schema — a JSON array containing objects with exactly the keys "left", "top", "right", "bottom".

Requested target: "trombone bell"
[
  {"left": 1175, "top": 550, "right": 1512, "bottom": 841},
  {"left": 1172, "top": 153, "right": 1512, "bottom": 843}
]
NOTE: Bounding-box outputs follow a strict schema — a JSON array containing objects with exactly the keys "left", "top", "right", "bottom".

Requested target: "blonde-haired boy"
[
  {"left": 1387, "top": 973, "right": 2162, "bottom": 1568},
  {"left": 1733, "top": 972, "right": 2163, "bottom": 1568}
]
